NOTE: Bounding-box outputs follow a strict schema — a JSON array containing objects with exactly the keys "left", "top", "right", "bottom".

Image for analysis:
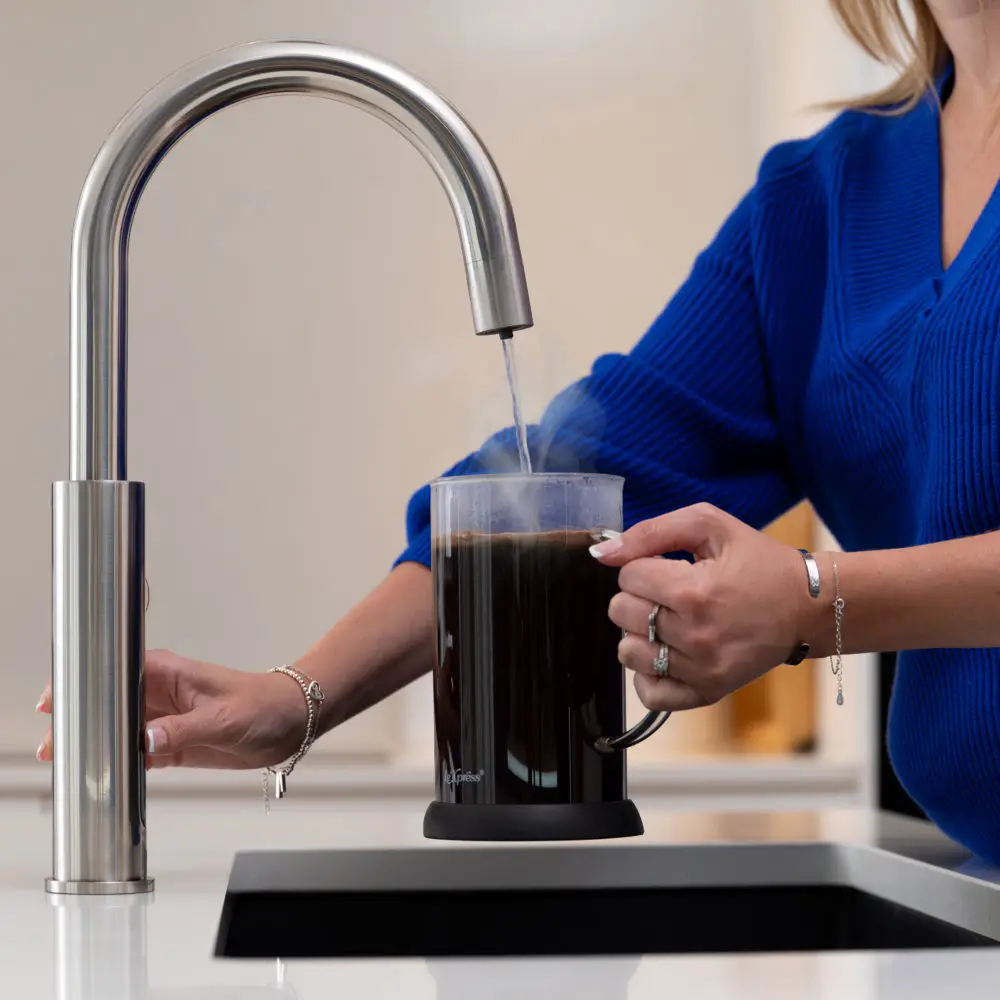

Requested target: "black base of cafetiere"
[{"left": 423, "top": 800, "right": 644, "bottom": 841}]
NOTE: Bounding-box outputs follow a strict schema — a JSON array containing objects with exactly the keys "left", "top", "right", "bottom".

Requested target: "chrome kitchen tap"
[{"left": 48, "top": 41, "right": 533, "bottom": 895}]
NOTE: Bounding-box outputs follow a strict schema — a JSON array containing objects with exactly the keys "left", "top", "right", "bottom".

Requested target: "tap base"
[
  {"left": 45, "top": 877, "right": 155, "bottom": 896},
  {"left": 51, "top": 479, "right": 149, "bottom": 892}
]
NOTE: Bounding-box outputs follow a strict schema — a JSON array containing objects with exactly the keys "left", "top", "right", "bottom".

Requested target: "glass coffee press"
[{"left": 424, "top": 473, "right": 669, "bottom": 841}]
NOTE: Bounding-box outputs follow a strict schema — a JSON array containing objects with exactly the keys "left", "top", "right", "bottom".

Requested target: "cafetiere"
[{"left": 423, "top": 473, "right": 669, "bottom": 841}]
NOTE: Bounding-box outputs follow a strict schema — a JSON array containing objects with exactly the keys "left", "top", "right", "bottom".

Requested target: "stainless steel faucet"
[{"left": 48, "top": 40, "right": 533, "bottom": 895}]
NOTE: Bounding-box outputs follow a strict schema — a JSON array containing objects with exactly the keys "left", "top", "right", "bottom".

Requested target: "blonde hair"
[{"left": 828, "top": 0, "right": 949, "bottom": 111}]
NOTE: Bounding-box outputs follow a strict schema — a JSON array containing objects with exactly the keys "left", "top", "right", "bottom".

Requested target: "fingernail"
[
  {"left": 36, "top": 743, "right": 45, "bottom": 762},
  {"left": 590, "top": 537, "right": 623, "bottom": 559},
  {"left": 146, "top": 727, "right": 165, "bottom": 754},
  {"left": 35, "top": 696, "right": 46, "bottom": 713}
]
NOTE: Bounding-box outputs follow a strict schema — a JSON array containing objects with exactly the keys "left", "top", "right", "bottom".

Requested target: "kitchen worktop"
[{"left": 3, "top": 796, "right": 1000, "bottom": 998}]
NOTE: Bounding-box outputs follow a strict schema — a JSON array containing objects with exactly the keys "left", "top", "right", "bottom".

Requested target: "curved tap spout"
[
  {"left": 71, "top": 40, "right": 533, "bottom": 481},
  {"left": 50, "top": 41, "right": 532, "bottom": 896}
]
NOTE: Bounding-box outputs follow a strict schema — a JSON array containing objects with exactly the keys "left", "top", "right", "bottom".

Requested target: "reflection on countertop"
[{"left": 3, "top": 798, "right": 1000, "bottom": 999}]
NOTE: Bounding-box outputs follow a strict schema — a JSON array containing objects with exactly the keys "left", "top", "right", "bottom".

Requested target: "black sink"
[{"left": 215, "top": 844, "right": 1000, "bottom": 959}]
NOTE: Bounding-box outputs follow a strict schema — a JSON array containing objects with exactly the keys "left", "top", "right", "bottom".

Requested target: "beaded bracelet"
[{"left": 260, "top": 665, "right": 326, "bottom": 814}]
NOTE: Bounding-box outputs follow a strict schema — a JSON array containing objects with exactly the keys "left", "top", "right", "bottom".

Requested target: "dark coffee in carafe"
[
  {"left": 423, "top": 472, "right": 667, "bottom": 841},
  {"left": 433, "top": 529, "right": 625, "bottom": 807}
]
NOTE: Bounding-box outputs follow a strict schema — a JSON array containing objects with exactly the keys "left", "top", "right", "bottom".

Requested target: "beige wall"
[{"left": 0, "top": 1, "right": 875, "bottom": 768}]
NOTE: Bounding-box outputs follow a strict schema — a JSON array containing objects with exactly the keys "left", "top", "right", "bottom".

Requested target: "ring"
[
  {"left": 652, "top": 644, "right": 670, "bottom": 679},
  {"left": 648, "top": 604, "right": 661, "bottom": 644}
]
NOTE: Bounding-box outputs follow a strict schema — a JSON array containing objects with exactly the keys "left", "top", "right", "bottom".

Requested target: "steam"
[
  {"left": 465, "top": 377, "right": 612, "bottom": 537},
  {"left": 426, "top": 327, "right": 615, "bottom": 538}
]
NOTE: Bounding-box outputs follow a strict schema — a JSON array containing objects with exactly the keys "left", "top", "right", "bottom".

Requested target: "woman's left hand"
[{"left": 591, "top": 503, "right": 819, "bottom": 713}]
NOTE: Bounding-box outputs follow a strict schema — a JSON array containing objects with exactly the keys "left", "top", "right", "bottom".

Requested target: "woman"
[{"left": 36, "top": 0, "right": 1000, "bottom": 862}]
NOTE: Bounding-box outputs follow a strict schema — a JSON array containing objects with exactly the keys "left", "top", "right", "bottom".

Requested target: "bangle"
[
  {"left": 784, "top": 549, "right": 822, "bottom": 665},
  {"left": 260, "top": 665, "right": 326, "bottom": 813},
  {"left": 798, "top": 549, "right": 822, "bottom": 598}
]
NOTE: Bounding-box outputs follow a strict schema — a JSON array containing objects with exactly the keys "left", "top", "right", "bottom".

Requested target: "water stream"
[{"left": 501, "top": 335, "right": 533, "bottom": 475}]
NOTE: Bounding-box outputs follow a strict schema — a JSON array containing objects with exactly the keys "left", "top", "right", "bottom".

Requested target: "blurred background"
[{"left": 0, "top": 0, "right": 892, "bottom": 812}]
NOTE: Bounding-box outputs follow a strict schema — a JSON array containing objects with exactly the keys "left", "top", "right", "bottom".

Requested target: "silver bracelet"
[
  {"left": 261, "top": 665, "right": 326, "bottom": 814},
  {"left": 798, "top": 548, "right": 822, "bottom": 598},
  {"left": 831, "top": 557, "right": 845, "bottom": 706},
  {"left": 784, "top": 549, "right": 822, "bottom": 665}
]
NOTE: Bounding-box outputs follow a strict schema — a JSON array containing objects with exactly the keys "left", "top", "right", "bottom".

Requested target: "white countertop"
[{"left": 3, "top": 796, "right": 1000, "bottom": 999}]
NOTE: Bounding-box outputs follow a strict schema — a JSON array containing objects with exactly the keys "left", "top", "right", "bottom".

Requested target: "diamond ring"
[{"left": 652, "top": 644, "right": 670, "bottom": 679}]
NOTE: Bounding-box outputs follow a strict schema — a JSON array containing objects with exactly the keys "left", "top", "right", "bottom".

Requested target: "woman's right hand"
[{"left": 36, "top": 649, "right": 311, "bottom": 770}]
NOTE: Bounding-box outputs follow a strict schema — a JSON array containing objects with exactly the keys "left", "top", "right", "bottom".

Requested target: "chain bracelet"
[
  {"left": 261, "top": 665, "right": 326, "bottom": 814},
  {"left": 831, "top": 557, "right": 845, "bottom": 706}
]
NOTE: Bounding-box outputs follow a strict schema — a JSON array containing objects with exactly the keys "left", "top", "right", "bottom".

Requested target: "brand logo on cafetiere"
[{"left": 444, "top": 769, "right": 486, "bottom": 785}]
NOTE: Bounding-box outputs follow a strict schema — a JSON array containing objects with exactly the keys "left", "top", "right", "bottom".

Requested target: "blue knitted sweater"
[{"left": 397, "top": 94, "right": 1000, "bottom": 863}]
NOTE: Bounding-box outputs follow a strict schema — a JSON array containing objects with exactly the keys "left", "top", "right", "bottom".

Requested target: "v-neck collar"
[{"left": 929, "top": 63, "right": 1000, "bottom": 295}]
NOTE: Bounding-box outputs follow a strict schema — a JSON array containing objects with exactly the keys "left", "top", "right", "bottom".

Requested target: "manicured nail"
[
  {"left": 36, "top": 743, "right": 45, "bottom": 762},
  {"left": 590, "top": 537, "right": 623, "bottom": 559},
  {"left": 146, "top": 727, "right": 165, "bottom": 754},
  {"left": 35, "top": 696, "right": 46, "bottom": 713}
]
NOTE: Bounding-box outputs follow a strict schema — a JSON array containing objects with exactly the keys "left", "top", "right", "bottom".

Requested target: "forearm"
[
  {"left": 293, "top": 562, "right": 434, "bottom": 735},
  {"left": 806, "top": 532, "right": 1000, "bottom": 655}
]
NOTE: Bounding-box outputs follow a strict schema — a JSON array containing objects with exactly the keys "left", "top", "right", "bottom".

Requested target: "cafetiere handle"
[
  {"left": 590, "top": 527, "right": 671, "bottom": 753},
  {"left": 593, "top": 708, "right": 670, "bottom": 754}
]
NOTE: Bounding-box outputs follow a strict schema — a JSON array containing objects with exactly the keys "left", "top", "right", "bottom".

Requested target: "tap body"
[{"left": 48, "top": 41, "right": 532, "bottom": 894}]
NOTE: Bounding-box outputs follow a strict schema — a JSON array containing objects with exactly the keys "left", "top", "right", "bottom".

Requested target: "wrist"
[
  {"left": 258, "top": 668, "right": 314, "bottom": 757},
  {"left": 291, "top": 656, "right": 349, "bottom": 736}
]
